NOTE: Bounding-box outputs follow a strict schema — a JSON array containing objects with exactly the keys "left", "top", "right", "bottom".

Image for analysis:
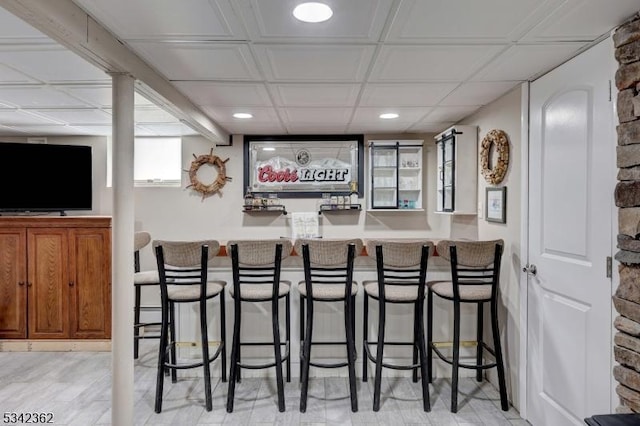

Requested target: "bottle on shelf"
[
  {"left": 244, "top": 187, "right": 254, "bottom": 211},
  {"left": 349, "top": 181, "right": 359, "bottom": 207}
]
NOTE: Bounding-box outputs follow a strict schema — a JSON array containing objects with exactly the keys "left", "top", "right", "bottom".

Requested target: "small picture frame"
[{"left": 486, "top": 187, "right": 507, "bottom": 223}]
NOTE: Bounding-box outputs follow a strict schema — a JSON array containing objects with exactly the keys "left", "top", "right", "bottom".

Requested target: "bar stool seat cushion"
[
  {"left": 135, "top": 270, "right": 159, "bottom": 285},
  {"left": 297, "top": 281, "right": 358, "bottom": 300},
  {"left": 428, "top": 280, "right": 492, "bottom": 301},
  {"left": 167, "top": 280, "right": 226, "bottom": 301},
  {"left": 229, "top": 281, "right": 291, "bottom": 300},
  {"left": 363, "top": 280, "right": 424, "bottom": 302}
]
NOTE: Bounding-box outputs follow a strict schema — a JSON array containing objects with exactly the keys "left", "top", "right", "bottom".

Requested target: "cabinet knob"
[
  {"left": 27, "top": 282, "right": 32, "bottom": 287},
  {"left": 69, "top": 281, "right": 75, "bottom": 287},
  {"left": 18, "top": 281, "right": 24, "bottom": 286}
]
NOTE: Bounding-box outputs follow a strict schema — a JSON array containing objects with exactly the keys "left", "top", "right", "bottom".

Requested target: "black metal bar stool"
[
  {"left": 226, "top": 239, "right": 293, "bottom": 413},
  {"left": 362, "top": 239, "right": 433, "bottom": 412},
  {"left": 134, "top": 231, "right": 162, "bottom": 359},
  {"left": 427, "top": 239, "right": 508, "bottom": 413},
  {"left": 153, "top": 240, "right": 226, "bottom": 413},
  {"left": 295, "top": 238, "right": 362, "bottom": 413}
]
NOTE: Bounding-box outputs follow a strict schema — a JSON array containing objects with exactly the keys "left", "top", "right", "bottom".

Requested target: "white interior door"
[{"left": 527, "top": 37, "right": 615, "bottom": 425}]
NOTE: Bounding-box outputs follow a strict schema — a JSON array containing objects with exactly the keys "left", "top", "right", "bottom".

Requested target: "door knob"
[{"left": 522, "top": 264, "right": 537, "bottom": 276}]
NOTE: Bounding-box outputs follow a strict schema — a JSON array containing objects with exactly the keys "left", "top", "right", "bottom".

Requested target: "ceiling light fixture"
[
  {"left": 233, "top": 112, "right": 253, "bottom": 119},
  {"left": 380, "top": 113, "right": 399, "bottom": 119},
  {"left": 262, "top": 147, "right": 276, "bottom": 151},
  {"left": 293, "top": 2, "right": 333, "bottom": 23}
]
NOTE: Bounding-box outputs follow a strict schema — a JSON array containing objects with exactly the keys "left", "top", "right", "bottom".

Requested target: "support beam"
[
  {"left": 0, "top": 0, "right": 228, "bottom": 144},
  {"left": 111, "top": 72, "right": 135, "bottom": 426}
]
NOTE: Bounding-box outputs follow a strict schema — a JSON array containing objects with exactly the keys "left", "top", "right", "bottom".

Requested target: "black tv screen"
[{"left": 0, "top": 142, "right": 92, "bottom": 212}]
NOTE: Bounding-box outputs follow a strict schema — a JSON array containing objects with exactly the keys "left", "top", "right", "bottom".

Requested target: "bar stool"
[
  {"left": 427, "top": 239, "right": 508, "bottom": 413},
  {"left": 295, "top": 238, "right": 362, "bottom": 413},
  {"left": 134, "top": 231, "right": 162, "bottom": 359},
  {"left": 153, "top": 240, "right": 226, "bottom": 413},
  {"left": 226, "top": 239, "right": 293, "bottom": 413},
  {"left": 362, "top": 239, "right": 433, "bottom": 412}
]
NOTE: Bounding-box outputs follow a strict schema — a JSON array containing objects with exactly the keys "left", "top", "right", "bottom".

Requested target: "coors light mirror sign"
[{"left": 249, "top": 141, "right": 358, "bottom": 193}]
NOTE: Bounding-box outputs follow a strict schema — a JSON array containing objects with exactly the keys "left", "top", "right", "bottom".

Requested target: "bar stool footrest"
[
  {"left": 363, "top": 341, "right": 420, "bottom": 371},
  {"left": 431, "top": 345, "right": 497, "bottom": 370}
]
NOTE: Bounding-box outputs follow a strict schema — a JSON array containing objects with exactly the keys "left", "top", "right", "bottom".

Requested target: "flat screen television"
[{"left": 0, "top": 142, "right": 92, "bottom": 213}]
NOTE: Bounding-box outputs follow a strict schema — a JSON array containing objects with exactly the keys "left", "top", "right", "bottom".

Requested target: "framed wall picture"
[{"left": 486, "top": 187, "right": 507, "bottom": 223}]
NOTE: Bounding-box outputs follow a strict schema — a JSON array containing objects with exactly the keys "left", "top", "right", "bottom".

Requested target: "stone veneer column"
[{"left": 614, "top": 12, "right": 640, "bottom": 414}]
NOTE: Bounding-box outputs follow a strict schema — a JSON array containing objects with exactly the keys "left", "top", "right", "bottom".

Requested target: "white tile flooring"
[{"left": 0, "top": 342, "right": 529, "bottom": 425}]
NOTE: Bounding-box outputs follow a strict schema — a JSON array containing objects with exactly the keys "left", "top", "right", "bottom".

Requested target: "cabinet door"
[
  {"left": 68, "top": 228, "right": 111, "bottom": 339},
  {"left": 371, "top": 145, "right": 398, "bottom": 208},
  {"left": 0, "top": 229, "right": 27, "bottom": 338},
  {"left": 27, "top": 228, "right": 70, "bottom": 339}
]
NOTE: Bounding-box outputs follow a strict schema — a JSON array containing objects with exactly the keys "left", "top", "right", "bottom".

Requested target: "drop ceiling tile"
[
  {"left": 284, "top": 123, "right": 349, "bottom": 134},
  {"left": 133, "top": 123, "right": 197, "bottom": 136},
  {"left": 0, "top": 7, "right": 50, "bottom": 40},
  {"left": 219, "top": 121, "right": 286, "bottom": 134},
  {"left": 369, "top": 45, "right": 506, "bottom": 82},
  {"left": 128, "top": 42, "right": 261, "bottom": 80},
  {"left": 420, "top": 106, "right": 480, "bottom": 123},
  {"left": 134, "top": 106, "right": 179, "bottom": 123},
  {"left": 0, "top": 47, "right": 108, "bottom": 83},
  {"left": 200, "top": 106, "right": 281, "bottom": 124},
  {"left": 32, "top": 109, "right": 112, "bottom": 125},
  {"left": 173, "top": 82, "right": 272, "bottom": 107},
  {"left": 253, "top": 44, "right": 376, "bottom": 82},
  {"left": 471, "top": 43, "right": 585, "bottom": 81},
  {"left": 350, "top": 107, "right": 430, "bottom": 125},
  {"left": 64, "top": 86, "right": 112, "bottom": 107},
  {"left": 75, "top": 0, "right": 245, "bottom": 40},
  {"left": 238, "top": 0, "right": 393, "bottom": 43},
  {"left": 3, "top": 125, "right": 84, "bottom": 136},
  {"left": 407, "top": 122, "right": 456, "bottom": 133},
  {"left": 71, "top": 124, "right": 112, "bottom": 136},
  {"left": 0, "top": 64, "right": 37, "bottom": 84},
  {"left": 439, "top": 82, "right": 520, "bottom": 106},
  {"left": 388, "top": 0, "right": 561, "bottom": 43},
  {"left": 279, "top": 107, "right": 352, "bottom": 126},
  {"left": 359, "top": 83, "right": 458, "bottom": 107},
  {"left": 135, "top": 125, "right": 160, "bottom": 136},
  {"left": 271, "top": 84, "right": 360, "bottom": 107},
  {"left": 0, "top": 87, "right": 90, "bottom": 108},
  {"left": 0, "top": 110, "right": 62, "bottom": 125},
  {"left": 522, "top": 0, "right": 640, "bottom": 42},
  {"left": 347, "top": 121, "right": 412, "bottom": 134}
]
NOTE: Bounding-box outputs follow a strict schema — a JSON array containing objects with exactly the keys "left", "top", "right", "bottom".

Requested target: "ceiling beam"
[{"left": 0, "top": 0, "right": 229, "bottom": 144}]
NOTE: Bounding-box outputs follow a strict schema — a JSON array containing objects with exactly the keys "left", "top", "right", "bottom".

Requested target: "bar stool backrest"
[
  {"left": 294, "top": 238, "right": 363, "bottom": 266},
  {"left": 153, "top": 240, "right": 220, "bottom": 292},
  {"left": 365, "top": 239, "right": 434, "bottom": 268},
  {"left": 227, "top": 239, "right": 292, "bottom": 266},
  {"left": 436, "top": 239, "right": 503, "bottom": 267},
  {"left": 134, "top": 231, "right": 152, "bottom": 272}
]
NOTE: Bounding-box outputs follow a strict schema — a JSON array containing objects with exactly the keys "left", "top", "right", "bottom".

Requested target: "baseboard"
[{"left": 0, "top": 339, "right": 111, "bottom": 352}]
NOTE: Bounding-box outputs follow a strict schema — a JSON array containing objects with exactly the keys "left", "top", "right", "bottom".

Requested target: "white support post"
[{"left": 111, "top": 72, "right": 135, "bottom": 426}]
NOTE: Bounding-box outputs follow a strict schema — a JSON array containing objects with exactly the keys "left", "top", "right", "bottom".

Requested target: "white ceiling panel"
[
  {"left": 439, "top": 81, "right": 520, "bottom": 106},
  {"left": 174, "top": 82, "right": 273, "bottom": 107},
  {"left": 388, "top": 0, "right": 561, "bottom": 43},
  {"left": 220, "top": 121, "right": 286, "bottom": 135},
  {"left": 348, "top": 121, "right": 412, "bottom": 134},
  {"left": 201, "top": 106, "right": 281, "bottom": 124},
  {"left": 271, "top": 84, "right": 360, "bottom": 107},
  {"left": 279, "top": 107, "right": 352, "bottom": 125},
  {"left": 63, "top": 86, "right": 112, "bottom": 108},
  {"left": 407, "top": 122, "right": 456, "bottom": 133},
  {"left": 360, "top": 83, "right": 459, "bottom": 107},
  {"left": 471, "top": 43, "right": 585, "bottom": 81},
  {"left": 0, "top": 87, "right": 90, "bottom": 108},
  {"left": 238, "top": 0, "right": 393, "bottom": 43},
  {"left": 128, "top": 42, "right": 262, "bottom": 81},
  {"left": 523, "top": 0, "right": 640, "bottom": 42},
  {"left": 0, "top": 124, "right": 84, "bottom": 135},
  {"left": 75, "top": 0, "right": 245, "bottom": 41},
  {"left": 350, "top": 106, "right": 429, "bottom": 126},
  {"left": 134, "top": 107, "right": 179, "bottom": 123},
  {"left": 0, "top": 64, "right": 37, "bottom": 84},
  {"left": 420, "top": 106, "right": 480, "bottom": 123},
  {"left": 71, "top": 124, "right": 112, "bottom": 136},
  {"left": 284, "top": 123, "right": 349, "bottom": 134},
  {"left": 32, "top": 109, "right": 112, "bottom": 125},
  {"left": 0, "top": 9, "right": 50, "bottom": 40},
  {"left": 0, "top": 47, "right": 108, "bottom": 83},
  {"left": 133, "top": 123, "right": 198, "bottom": 136},
  {"left": 0, "top": 110, "right": 62, "bottom": 125},
  {"left": 369, "top": 45, "right": 506, "bottom": 82},
  {"left": 253, "top": 44, "right": 376, "bottom": 82}
]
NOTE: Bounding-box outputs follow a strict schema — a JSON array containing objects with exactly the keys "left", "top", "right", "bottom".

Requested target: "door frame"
[{"left": 518, "top": 33, "right": 619, "bottom": 420}]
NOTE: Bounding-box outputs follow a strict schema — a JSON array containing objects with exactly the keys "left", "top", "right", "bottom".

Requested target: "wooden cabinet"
[
  {"left": 434, "top": 125, "right": 478, "bottom": 214},
  {"left": 0, "top": 217, "right": 111, "bottom": 339}
]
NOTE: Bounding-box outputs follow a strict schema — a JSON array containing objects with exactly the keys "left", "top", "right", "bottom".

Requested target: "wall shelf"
[
  {"left": 318, "top": 204, "right": 361, "bottom": 215},
  {"left": 242, "top": 205, "right": 287, "bottom": 215}
]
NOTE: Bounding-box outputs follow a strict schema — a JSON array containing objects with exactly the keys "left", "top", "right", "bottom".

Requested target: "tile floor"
[{"left": 0, "top": 342, "right": 529, "bottom": 425}]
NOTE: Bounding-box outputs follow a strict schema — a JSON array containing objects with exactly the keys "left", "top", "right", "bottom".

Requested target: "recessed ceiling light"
[
  {"left": 262, "top": 147, "right": 276, "bottom": 151},
  {"left": 233, "top": 112, "right": 253, "bottom": 119},
  {"left": 293, "top": 2, "right": 333, "bottom": 23},
  {"left": 380, "top": 113, "right": 399, "bottom": 119}
]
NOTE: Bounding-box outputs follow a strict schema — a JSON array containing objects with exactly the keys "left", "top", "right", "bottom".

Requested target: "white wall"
[{"left": 457, "top": 85, "right": 523, "bottom": 409}]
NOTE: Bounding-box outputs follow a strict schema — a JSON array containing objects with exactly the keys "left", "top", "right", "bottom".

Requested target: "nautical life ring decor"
[
  {"left": 480, "top": 129, "right": 509, "bottom": 185},
  {"left": 186, "top": 148, "right": 231, "bottom": 199}
]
